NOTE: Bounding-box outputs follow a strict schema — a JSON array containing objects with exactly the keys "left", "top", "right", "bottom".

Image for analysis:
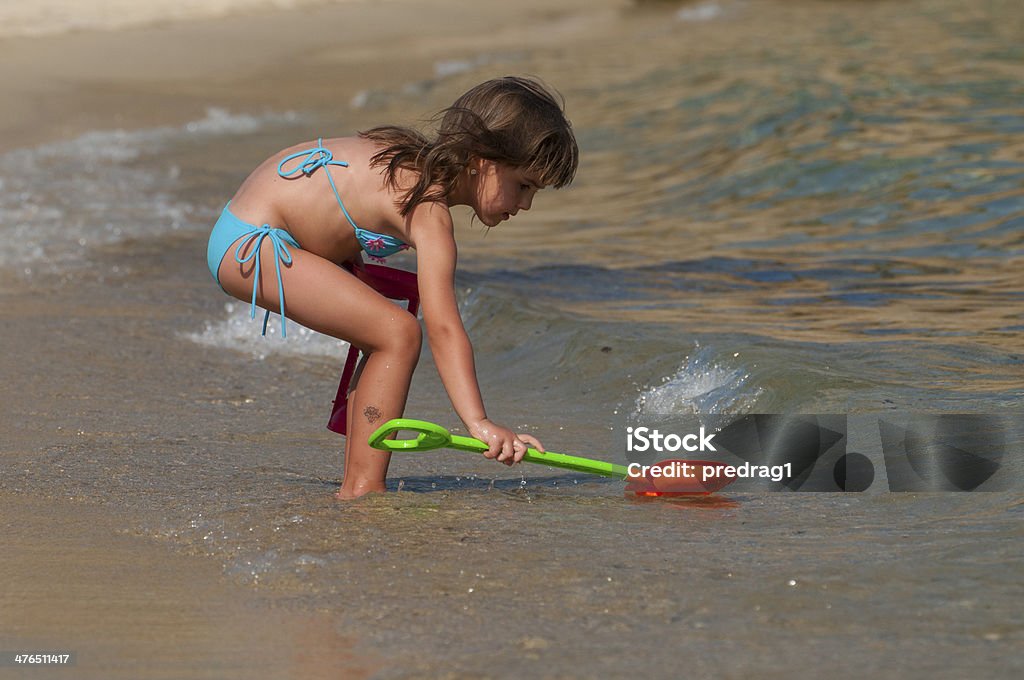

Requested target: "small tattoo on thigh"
[{"left": 364, "top": 406, "right": 383, "bottom": 424}]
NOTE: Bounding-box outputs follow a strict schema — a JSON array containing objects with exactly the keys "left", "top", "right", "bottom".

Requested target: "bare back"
[{"left": 228, "top": 136, "right": 414, "bottom": 265}]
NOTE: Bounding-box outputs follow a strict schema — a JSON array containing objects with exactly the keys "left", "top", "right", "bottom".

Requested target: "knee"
[{"left": 379, "top": 312, "right": 422, "bottom": 360}]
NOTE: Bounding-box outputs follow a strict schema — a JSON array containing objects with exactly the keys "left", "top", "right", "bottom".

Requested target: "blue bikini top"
[{"left": 276, "top": 138, "right": 409, "bottom": 260}]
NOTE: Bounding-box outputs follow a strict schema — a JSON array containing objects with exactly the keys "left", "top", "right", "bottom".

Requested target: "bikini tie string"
[
  {"left": 233, "top": 226, "right": 295, "bottom": 338},
  {"left": 276, "top": 137, "right": 349, "bottom": 177}
]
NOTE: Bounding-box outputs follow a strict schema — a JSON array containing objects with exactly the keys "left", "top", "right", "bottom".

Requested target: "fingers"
[
  {"left": 496, "top": 436, "right": 516, "bottom": 465},
  {"left": 518, "top": 433, "right": 544, "bottom": 453},
  {"left": 504, "top": 436, "right": 540, "bottom": 465},
  {"left": 510, "top": 439, "right": 525, "bottom": 464},
  {"left": 474, "top": 422, "right": 543, "bottom": 466},
  {"left": 498, "top": 433, "right": 543, "bottom": 464},
  {"left": 482, "top": 433, "right": 513, "bottom": 463}
]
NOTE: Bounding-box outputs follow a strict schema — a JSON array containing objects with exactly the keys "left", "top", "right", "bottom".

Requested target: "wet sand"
[
  {"left": 0, "top": 1, "right": 626, "bottom": 676},
  {"left": 4, "top": 1, "right": 1023, "bottom": 677},
  {"left": 0, "top": 227, "right": 378, "bottom": 676},
  {"left": 1, "top": 493, "right": 379, "bottom": 679}
]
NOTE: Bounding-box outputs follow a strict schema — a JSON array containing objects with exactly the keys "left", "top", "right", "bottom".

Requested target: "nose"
[{"left": 519, "top": 194, "right": 534, "bottom": 212}]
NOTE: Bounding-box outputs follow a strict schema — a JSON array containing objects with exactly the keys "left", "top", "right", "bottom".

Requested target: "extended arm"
[{"left": 408, "top": 203, "right": 543, "bottom": 462}]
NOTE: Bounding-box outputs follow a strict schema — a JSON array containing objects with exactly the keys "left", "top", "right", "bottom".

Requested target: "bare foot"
[{"left": 335, "top": 481, "right": 387, "bottom": 500}]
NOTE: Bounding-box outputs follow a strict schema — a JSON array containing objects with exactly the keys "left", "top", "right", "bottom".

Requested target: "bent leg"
[{"left": 217, "top": 244, "right": 422, "bottom": 499}]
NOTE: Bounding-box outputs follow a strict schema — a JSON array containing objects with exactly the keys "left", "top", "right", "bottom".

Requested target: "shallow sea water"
[{"left": 2, "top": 0, "right": 1022, "bottom": 677}]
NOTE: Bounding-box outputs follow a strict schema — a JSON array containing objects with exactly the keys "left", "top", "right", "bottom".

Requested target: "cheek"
[
  {"left": 498, "top": 183, "right": 518, "bottom": 205},
  {"left": 483, "top": 184, "right": 506, "bottom": 207}
]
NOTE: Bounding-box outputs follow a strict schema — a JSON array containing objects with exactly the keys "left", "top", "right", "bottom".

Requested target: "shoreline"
[
  {"left": 0, "top": 3, "right": 631, "bottom": 676},
  {"left": 0, "top": 0, "right": 627, "bottom": 153}
]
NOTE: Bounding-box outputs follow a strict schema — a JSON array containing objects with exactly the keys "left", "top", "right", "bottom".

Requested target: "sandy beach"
[
  {"left": 0, "top": 0, "right": 624, "bottom": 153},
  {"left": 3, "top": 0, "right": 1022, "bottom": 677},
  {"left": 1, "top": 1, "right": 630, "bottom": 676},
  {"left": 2, "top": 493, "right": 380, "bottom": 678}
]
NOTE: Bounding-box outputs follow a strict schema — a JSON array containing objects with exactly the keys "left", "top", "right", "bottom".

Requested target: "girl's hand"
[{"left": 469, "top": 418, "right": 545, "bottom": 466}]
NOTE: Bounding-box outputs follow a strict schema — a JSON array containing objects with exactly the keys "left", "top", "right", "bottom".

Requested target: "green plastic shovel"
[{"left": 368, "top": 418, "right": 628, "bottom": 479}]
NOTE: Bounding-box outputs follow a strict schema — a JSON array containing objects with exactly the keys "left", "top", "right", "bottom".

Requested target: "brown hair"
[{"left": 359, "top": 76, "right": 578, "bottom": 217}]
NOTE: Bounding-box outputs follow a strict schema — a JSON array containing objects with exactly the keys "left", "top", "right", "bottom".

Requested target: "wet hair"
[{"left": 359, "top": 76, "right": 578, "bottom": 217}]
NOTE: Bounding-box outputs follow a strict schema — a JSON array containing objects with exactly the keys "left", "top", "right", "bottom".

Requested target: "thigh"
[{"left": 217, "top": 242, "right": 413, "bottom": 352}]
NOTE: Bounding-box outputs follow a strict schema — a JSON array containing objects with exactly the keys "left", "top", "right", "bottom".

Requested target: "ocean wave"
[{"left": 0, "top": 108, "right": 303, "bottom": 274}]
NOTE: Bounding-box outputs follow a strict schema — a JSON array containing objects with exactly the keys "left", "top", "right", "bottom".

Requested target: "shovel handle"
[{"left": 368, "top": 418, "right": 629, "bottom": 479}]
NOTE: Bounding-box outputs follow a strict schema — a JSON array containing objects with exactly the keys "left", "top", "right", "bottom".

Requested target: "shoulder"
[{"left": 405, "top": 200, "right": 455, "bottom": 249}]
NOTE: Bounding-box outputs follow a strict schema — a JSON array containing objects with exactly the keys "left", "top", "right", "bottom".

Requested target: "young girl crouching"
[{"left": 206, "top": 76, "right": 578, "bottom": 498}]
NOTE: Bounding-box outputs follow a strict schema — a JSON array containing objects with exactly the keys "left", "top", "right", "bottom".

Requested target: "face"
[{"left": 471, "top": 160, "right": 543, "bottom": 228}]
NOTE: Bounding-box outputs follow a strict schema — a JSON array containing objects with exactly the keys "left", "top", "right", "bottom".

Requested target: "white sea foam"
[
  {"left": 0, "top": 107, "right": 303, "bottom": 272},
  {"left": 676, "top": 1, "right": 725, "bottom": 22},
  {"left": 351, "top": 53, "right": 522, "bottom": 110},
  {"left": 634, "top": 344, "right": 763, "bottom": 416},
  {"left": 182, "top": 302, "right": 350, "bottom": 360}
]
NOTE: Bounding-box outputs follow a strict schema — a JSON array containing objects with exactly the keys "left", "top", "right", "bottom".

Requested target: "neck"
[{"left": 446, "top": 174, "right": 473, "bottom": 208}]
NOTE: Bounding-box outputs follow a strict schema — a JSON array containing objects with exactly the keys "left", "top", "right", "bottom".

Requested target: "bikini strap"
[{"left": 276, "top": 137, "right": 360, "bottom": 232}]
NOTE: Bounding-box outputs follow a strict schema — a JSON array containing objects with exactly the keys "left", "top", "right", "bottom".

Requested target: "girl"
[{"left": 206, "top": 77, "right": 579, "bottom": 498}]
